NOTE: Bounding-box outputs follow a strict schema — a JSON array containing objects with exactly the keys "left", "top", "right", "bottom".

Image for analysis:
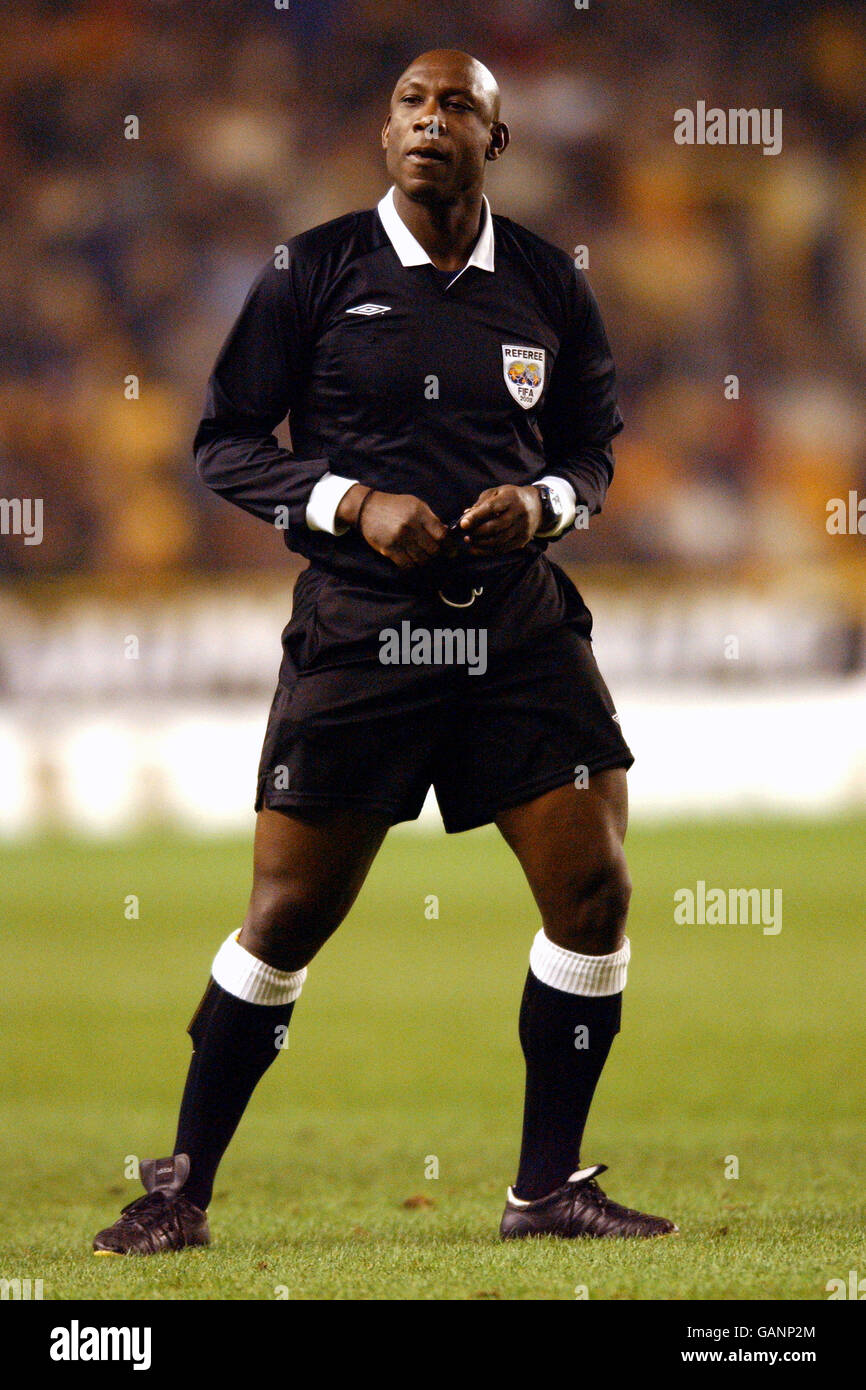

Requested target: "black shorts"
[{"left": 255, "top": 554, "right": 633, "bottom": 833}]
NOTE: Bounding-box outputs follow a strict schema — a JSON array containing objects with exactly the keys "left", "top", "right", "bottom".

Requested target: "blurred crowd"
[{"left": 1, "top": 0, "right": 865, "bottom": 578}]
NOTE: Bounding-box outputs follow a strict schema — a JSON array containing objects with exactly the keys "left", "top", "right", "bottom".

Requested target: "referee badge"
[{"left": 502, "top": 344, "right": 545, "bottom": 409}]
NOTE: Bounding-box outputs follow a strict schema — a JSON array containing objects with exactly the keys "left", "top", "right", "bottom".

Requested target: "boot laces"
[
  {"left": 577, "top": 1177, "right": 609, "bottom": 1207},
  {"left": 117, "top": 1189, "right": 185, "bottom": 1244},
  {"left": 120, "top": 1190, "right": 172, "bottom": 1220}
]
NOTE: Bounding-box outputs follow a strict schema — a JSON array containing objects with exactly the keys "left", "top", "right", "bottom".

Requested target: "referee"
[{"left": 93, "top": 49, "right": 676, "bottom": 1254}]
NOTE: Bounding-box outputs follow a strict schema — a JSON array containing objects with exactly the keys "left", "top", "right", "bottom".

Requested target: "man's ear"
[
  {"left": 381, "top": 114, "right": 391, "bottom": 150},
  {"left": 485, "top": 121, "right": 510, "bottom": 161}
]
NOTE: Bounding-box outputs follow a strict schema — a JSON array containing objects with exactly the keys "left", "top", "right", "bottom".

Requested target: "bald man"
[{"left": 93, "top": 49, "right": 675, "bottom": 1256}]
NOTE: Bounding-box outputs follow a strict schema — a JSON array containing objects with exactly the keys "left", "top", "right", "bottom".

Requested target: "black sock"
[
  {"left": 174, "top": 979, "right": 294, "bottom": 1210},
  {"left": 514, "top": 970, "right": 622, "bottom": 1201}
]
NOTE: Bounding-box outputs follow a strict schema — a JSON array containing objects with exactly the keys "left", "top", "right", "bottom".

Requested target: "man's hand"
[
  {"left": 337, "top": 485, "right": 447, "bottom": 569},
  {"left": 457, "top": 484, "right": 543, "bottom": 555}
]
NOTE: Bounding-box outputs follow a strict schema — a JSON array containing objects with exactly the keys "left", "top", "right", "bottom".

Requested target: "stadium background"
[{"left": 1, "top": 0, "right": 864, "bottom": 1302}]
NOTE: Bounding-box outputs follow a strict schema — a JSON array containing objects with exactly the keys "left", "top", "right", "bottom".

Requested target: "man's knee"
[
  {"left": 540, "top": 848, "right": 632, "bottom": 954},
  {"left": 240, "top": 874, "right": 344, "bottom": 970}
]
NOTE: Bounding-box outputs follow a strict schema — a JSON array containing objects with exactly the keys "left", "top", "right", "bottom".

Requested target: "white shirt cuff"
[
  {"left": 533, "top": 475, "right": 577, "bottom": 538},
  {"left": 305, "top": 473, "right": 360, "bottom": 535}
]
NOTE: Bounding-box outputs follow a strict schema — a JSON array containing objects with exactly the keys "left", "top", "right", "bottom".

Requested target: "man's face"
[{"left": 382, "top": 55, "right": 506, "bottom": 203}]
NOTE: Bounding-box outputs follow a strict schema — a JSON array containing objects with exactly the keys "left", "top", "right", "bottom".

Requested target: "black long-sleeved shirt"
[{"left": 194, "top": 190, "right": 623, "bottom": 587}]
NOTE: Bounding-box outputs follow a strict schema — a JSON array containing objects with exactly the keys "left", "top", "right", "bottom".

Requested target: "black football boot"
[
  {"left": 93, "top": 1154, "right": 210, "bottom": 1255},
  {"left": 500, "top": 1164, "right": 678, "bottom": 1240}
]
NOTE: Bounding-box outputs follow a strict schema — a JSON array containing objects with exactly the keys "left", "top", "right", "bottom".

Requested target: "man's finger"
[
  {"left": 468, "top": 511, "right": 518, "bottom": 539},
  {"left": 412, "top": 526, "right": 442, "bottom": 558},
  {"left": 467, "top": 518, "right": 525, "bottom": 552},
  {"left": 461, "top": 499, "right": 510, "bottom": 530},
  {"left": 402, "top": 534, "right": 436, "bottom": 567},
  {"left": 421, "top": 512, "right": 447, "bottom": 542},
  {"left": 419, "top": 522, "right": 447, "bottom": 547},
  {"left": 462, "top": 488, "right": 499, "bottom": 512},
  {"left": 459, "top": 487, "right": 504, "bottom": 523},
  {"left": 390, "top": 542, "right": 416, "bottom": 568}
]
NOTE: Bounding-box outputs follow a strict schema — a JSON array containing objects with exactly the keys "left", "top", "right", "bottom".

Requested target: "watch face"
[{"left": 538, "top": 485, "right": 562, "bottom": 529}]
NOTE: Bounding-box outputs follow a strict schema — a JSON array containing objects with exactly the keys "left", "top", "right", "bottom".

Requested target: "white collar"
[{"left": 376, "top": 185, "right": 495, "bottom": 278}]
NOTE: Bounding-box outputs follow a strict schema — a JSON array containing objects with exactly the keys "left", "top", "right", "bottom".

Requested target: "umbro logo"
[{"left": 346, "top": 303, "right": 391, "bottom": 316}]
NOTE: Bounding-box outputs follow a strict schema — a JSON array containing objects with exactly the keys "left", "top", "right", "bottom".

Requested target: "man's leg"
[
  {"left": 496, "top": 769, "right": 630, "bottom": 1202},
  {"left": 174, "top": 806, "right": 390, "bottom": 1209},
  {"left": 496, "top": 767, "right": 675, "bottom": 1237},
  {"left": 94, "top": 805, "right": 388, "bottom": 1253}
]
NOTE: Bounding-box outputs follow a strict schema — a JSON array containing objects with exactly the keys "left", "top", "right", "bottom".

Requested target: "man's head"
[{"left": 382, "top": 49, "right": 509, "bottom": 204}]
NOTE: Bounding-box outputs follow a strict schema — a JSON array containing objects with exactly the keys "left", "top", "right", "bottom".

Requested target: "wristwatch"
[{"left": 534, "top": 483, "right": 564, "bottom": 536}]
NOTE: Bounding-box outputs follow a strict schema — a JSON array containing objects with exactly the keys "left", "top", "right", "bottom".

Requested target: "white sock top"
[
  {"left": 529, "top": 930, "right": 630, "bottom": 997},
  {"left": 211, "top": 930, "right": 307, "bottom": 1006}
]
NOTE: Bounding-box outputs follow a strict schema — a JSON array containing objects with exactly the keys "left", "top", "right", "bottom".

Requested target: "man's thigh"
[
  {"left": 496, "top": 768, "right": 629, "bottom": 868},
  {"left": 239, "top": 806, "right": 391, "bottom": 970},
  {"left": 494, "top": 769, "right": 631, "bottom": 952}
]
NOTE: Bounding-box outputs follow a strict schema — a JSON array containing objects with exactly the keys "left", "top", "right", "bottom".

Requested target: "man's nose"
[{"left": 413, "top": 105, "right": 446, "bottom": 134}]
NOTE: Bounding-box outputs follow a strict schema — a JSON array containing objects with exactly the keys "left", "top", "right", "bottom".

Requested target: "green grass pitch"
[{"left": 1, "top": 816, "right": 864, "bottom": 1301}]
